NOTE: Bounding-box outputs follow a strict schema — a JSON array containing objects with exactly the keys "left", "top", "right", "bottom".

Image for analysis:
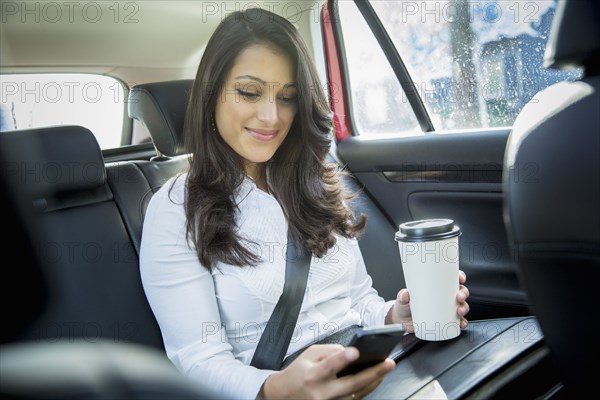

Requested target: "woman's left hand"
[{"left": 385, "top": 270, "right": 470, "bottom": 332}]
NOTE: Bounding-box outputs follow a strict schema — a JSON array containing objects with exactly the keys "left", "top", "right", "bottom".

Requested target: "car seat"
[{"left": 503, "top": 0, "right": 600, "bottom": 395}]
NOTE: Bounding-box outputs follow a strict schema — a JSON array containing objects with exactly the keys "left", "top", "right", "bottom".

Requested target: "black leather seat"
[
  {"left": 503, "top": 0, "right": 600, "bottom": 395},
  {"left": 0, "top": 126, "right": 164, "bottom": 349},
  {"left": 105, "top": 81, "right": 193, "bottom": 255},
  {"left": 0, "top": 126, "right": 221, "bottom": 399},
  {"left": 128, "top": 80, "right": 192, "bottom": 158}
]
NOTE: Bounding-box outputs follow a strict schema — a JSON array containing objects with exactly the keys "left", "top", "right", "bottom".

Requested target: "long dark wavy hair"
[{"left": 181, "top": 7, "right": 366, "bottom": 271}]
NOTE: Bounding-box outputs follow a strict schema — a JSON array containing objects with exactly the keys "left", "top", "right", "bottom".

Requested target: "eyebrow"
[{"left": 235, "top": 75, "right": 296, "bottom": 89}]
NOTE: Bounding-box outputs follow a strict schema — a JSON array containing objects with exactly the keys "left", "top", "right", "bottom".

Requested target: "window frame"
[{"left": 327, "top": 0, "right": 435, "bottom": 139}]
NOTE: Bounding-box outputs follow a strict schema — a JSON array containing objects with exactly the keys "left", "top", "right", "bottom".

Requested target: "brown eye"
[
  {"left": 279, "top": 95, "right": 297, "bottom": 104},
  {"left": 237, "top": 90, "right": 260, "bottom": 100}
]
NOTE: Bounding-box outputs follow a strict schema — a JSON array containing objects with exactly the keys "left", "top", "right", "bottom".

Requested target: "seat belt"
[{"left": 250, "top": 228, "right": 311, "bottom": 370}]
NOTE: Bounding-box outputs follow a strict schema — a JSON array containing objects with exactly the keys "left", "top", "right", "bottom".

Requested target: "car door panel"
[{"left": 337, "top": 129, "right": 530, "bottom": 319}]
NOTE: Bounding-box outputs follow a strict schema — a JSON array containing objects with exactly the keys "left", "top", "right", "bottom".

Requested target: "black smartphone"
[{"left": 337, "top": 324, "right": 407, "bottom": 377}]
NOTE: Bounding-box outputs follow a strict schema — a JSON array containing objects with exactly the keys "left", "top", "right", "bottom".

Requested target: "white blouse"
[{"left": 140, "top": 174, "right": 394, "bottom": 399}]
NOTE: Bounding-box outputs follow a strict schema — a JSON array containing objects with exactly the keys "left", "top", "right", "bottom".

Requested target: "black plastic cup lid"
[{"left": 395, "top": 219, "right": 461, "bottom": 242}]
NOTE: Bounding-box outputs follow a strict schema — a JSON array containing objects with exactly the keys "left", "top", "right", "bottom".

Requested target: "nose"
[{"left": 256, "top": 97, "right": 278, "bottom": 125}]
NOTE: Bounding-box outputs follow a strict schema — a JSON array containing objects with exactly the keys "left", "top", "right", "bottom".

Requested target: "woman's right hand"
[{"left": 259, "top": 344, "right": 395, "bottom": 400}]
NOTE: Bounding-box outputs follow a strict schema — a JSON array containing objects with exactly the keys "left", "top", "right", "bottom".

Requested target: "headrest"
[
  {"left": 0, "top": 126, "right": 106, "bottom": 199},
  {"left": 128, "top": 80, "right": 193, "bottom": 157},
  {"left": 545, "top": 0, "right": 600, "bottom": 72}
]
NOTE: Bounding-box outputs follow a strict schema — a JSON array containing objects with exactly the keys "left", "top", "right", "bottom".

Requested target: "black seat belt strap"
[{"left": 250, "top": 228, "right": 311, "bottom": 370}]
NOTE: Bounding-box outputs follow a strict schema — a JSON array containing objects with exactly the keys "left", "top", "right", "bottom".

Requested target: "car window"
[
  {"left": 1, "top": 73, "right": 127, "bottom": 149},
  {"left": 339, "top": 0, "right": 582, "bottom": 135}
]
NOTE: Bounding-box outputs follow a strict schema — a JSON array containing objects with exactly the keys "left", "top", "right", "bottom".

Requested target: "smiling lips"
[{"left": 246, "top": 128, "right": 278, "bottom": 142}]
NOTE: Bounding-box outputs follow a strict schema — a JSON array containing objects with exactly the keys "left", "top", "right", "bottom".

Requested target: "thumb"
[{"left": 397, "top": 288, "right": 410, "bottom": 305}]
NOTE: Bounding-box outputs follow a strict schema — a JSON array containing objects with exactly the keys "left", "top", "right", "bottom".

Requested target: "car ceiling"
[{"left": 1, "top": 0, "right": 324, "bottom": 85}]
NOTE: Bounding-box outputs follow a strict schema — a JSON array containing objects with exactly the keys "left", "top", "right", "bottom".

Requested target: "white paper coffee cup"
[{"left": 395, "top": 219, "right": 461, "bottom": 341}]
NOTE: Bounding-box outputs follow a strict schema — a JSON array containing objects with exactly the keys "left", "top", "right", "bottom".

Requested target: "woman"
[{"left": 140, "top": 7, "right": 470, "bottom": 400}]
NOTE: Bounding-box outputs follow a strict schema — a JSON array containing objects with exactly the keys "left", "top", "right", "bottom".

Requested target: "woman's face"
[{"left": 215, "top": 44, "right": 298, "bottom": 176}]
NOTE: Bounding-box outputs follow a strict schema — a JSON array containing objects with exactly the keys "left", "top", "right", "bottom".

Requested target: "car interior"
[{"left": 1, "top": 0, "right": 598, "bottom": 398}]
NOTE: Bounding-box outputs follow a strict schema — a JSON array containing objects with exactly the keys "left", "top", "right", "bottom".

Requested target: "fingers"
[
  {"left": 456, "top": 283, "right": 470, "bottom": 329},
  {"left": 458, "top": 299, "right": 470, "bottom": 315},
  {"left": 457, "top": 298, "right": 470, "bottom": 321},
  {"left": 302, "top": 343, "right": 346, "bottom": 361},
  {"left": 286, "top": 345, "right": 394, "bottom": 400},
  {"left": 457, "top": 284, "right": 469, "bottom": 303},
  {"left": 313, "top": 345, "right": 358, "bottom": 378},
  {"left": 459, "top": 270, "right": 467, "bottom": 284}
]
